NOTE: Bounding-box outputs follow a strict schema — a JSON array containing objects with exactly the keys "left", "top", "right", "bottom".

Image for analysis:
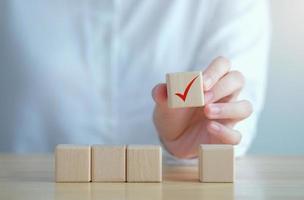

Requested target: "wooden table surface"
[{"left": 0, "top": 155, "right": 303, "bottom": 200}]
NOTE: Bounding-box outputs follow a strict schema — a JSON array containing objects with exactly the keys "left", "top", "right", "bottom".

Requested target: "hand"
[{"left": 152, "top": 57, "right": 253, "bottom": 159}]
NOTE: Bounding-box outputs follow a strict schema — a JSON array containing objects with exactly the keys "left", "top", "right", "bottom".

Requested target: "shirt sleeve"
[{"left": 162, "top": 0, "right": 271, "bottom": 164}]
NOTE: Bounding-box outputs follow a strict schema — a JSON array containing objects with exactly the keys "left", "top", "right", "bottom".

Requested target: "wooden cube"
[
  {"left": 127, "top": 145, "right": 162, "bottom": 182},
  {"left": 199, "top": 144, "right": 234, "bottom": 183},
  {"left": 55, "top": 144, "right": 91, "bottom": 182},
  {"left": 91, "top": 145, "right": 126, "bottom": 182},
  {"left": 166, "top": 71, "right": 204, "bottom": 108}
]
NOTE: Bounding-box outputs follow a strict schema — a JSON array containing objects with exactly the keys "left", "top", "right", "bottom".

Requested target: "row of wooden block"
[
  {"left": 55, "top": 144, "right": 234, "bottom": 183},
  {"left": 55, "top": 144, "right": 162, "bottom": 182}
]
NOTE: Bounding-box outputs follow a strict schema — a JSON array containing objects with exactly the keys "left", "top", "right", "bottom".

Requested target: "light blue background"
[
  {"left": 0, "top": 1, "right": 302, "bottom": 155},
  {"left": 248, "top": 0, "right": 304, "bottom": 155}
]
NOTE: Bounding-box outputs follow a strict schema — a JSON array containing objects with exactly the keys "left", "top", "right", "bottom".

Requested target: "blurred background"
[
  {"left": 249, "top": 0, "right": 304, "bottom": 155},
  {"left": 0, "top": 1, "right": 302, "bottom": 155}
]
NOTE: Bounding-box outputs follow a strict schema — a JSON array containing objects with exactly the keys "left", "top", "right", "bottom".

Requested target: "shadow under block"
[
  {"left": 91, "top": 145, "right": 126, "bottom": 182},
  {"left": 166, "top": 71, "right": 204, "bottom": 108},
  {"left": 55, "top": 144, "right": 91, "bottom": 182},
  {"left": 127, "top": 145, "right": 162, "bottom": 182},
  {"left": 199, "top": 144, "right": 234, "bottom": 183}
]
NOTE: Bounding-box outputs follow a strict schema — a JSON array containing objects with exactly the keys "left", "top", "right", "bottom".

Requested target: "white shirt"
[{"left": 0, "top": 0, "right": 270, "bottom": 162}]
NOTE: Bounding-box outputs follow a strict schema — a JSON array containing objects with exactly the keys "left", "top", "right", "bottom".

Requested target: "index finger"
[{"left": 203, "top": 56, "right": 231, "bottom": 91}]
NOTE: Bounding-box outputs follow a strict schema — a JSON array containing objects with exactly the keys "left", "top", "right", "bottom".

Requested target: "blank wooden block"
[
  {"left": 127, "top": 145, "right": 162, "bottom": 182},
  {"left": 166, "top": 71, "right": 204, "bottom": 108},
  {"left": 55, "top": 144, "right": 91, "bottom": 182},
  {"left": 91, "top": 145, "right": 126, "bottom": 182},
  {"left": 199, "top": 144, "right": 234, "bottom": 183}
]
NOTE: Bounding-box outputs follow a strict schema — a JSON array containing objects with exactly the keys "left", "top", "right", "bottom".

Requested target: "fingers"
[
  {"left": 203, "top": 56, "right": 231, "bottom": 91},
  {"left": 207, "top": 121, "right": 242, "bottom": 145},
  {"left": 204, "top": 70, "right": 245, "bottom": 104},
  {"left": 204, "top": 100, "right": 253, "bottom": 120}
]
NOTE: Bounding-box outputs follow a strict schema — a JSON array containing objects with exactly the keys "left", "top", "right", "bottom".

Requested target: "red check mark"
[{"left": 175, "top": 75, "right": 199, "bottom": 102}]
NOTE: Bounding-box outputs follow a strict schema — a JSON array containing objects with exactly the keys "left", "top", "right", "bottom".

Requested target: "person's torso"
[{"left": 0, "top": 0, "right": 214, "bottom": 152}]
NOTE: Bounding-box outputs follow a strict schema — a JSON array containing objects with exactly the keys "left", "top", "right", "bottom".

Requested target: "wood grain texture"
[
  {"left": 55, "top": 144, "right": 91, "bottom": 182},
  {"left": 199, "top": 144, "right": 234, "bottom": 183},
  {"left": 1, "top": 155, "right": 304, "bottom": 200},
  {"left": 166, "top": 71, "right": 204, "bottom": 108},
  {"left": 127, "top": 145, "right": 162, "bottom": 182},
  {"left": 91, "top": 145, "right": 126, "bottom": 182}
]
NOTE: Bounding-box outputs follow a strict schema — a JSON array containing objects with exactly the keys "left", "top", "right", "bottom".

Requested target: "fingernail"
[
  {"left": 204, "top": 92, "right": 213, "bottom": 103},
  {"left": 208, "top": 105, "right": 221, "bottom": 115},
  {"left": 210, "top": 122, "right": 221, "bottom": 132},
  {"left": 204, "top": 77, "right": 212, "bottom": 90}
]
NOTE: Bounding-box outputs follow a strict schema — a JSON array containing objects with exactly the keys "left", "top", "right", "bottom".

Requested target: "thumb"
[
  {"left": 152, "top": 83, "right": 179, "bottom": 115},
  {"left": 152, "top": 83, "right": 167, "bottom": 106}
]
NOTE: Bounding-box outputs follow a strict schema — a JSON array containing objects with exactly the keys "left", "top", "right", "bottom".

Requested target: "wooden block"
[
  {"left": 55, "top": 144, "right": 91, "bottom": 182},
  {"left": 127, "top": 145, "right": 162, "bottom": 182},
  {"left": 199, "top": 144, "right": 234, "bottom": 183},
  {"left": 91, "top": 145, "right": 126, "bottom": 182},
  {"left": 166, "top": 71, "right": 204, "bottom": 108}
]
